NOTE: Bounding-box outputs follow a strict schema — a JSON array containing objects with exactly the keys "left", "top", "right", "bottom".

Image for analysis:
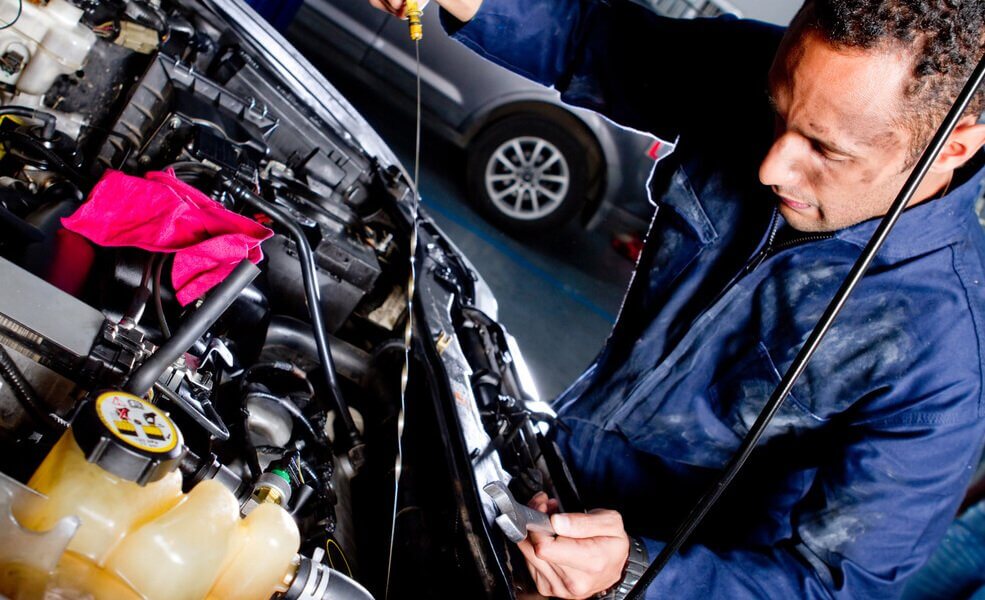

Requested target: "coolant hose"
[
  {"left": 0, "top": 106, "right": 57, "bottom": 140},
  {"left": 222, "top": 180, "right": 365, "bottom": 466},
  {"left": 125, "top": 258, "right": 260, "bottom": 397}
]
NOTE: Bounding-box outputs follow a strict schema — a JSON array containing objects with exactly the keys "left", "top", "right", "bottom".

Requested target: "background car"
[{"left": 284, "top": 0, "right": 737, "bottom": 235}]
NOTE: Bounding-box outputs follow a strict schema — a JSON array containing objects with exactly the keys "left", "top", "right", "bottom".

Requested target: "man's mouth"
[
  {"left": 773, "top": 188, "right": 813, "bottom": 211},
  {"left": 779, "top": 196, "right": 812, "bottom": 210}
]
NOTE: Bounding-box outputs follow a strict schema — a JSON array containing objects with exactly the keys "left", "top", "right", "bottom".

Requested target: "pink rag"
[{"left": 62, "top": 169, "right": 273, "bottom": 306}]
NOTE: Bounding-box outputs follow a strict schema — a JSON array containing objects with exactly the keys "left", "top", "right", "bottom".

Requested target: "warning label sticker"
[{"left": 95, "top": 391, "right": 178, "bottom": 454}]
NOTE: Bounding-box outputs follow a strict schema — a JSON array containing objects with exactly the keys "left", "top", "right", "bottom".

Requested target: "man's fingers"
[
  {"left": 533, "top": 535, "right": 624, "bottom": 571},
  {"left": 367, "top": 0, "right": 404, "bottom": 17},
  {"left": 546, "top": 498, "right": 560, "bottom": 514},
  {"left": 551, "top": 509, "right": 625, "bottom": 539},
  {"left": 518, "top": 539, "right": 570, "bottom": 598},
  {"left": 528, "top": 492, "right": 549, "bottom": 510},
  {"left": 527, "top": 493, "right": 556, "bottom": 546}
]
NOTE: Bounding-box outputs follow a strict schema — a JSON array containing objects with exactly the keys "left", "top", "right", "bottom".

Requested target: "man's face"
[{"left": 761, "top": 28, "right": 923, "bottom": 232}]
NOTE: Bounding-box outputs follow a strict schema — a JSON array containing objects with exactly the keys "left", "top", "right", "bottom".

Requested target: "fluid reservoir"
[
  {"left": 209, "top": 502, "right": 301, "bottom": 600},
  {"left": 105, "top": 480, "right": 241, "bottom": 600},
  {"left": 14, "top": 0, "right": 96, "bottom": 95},
  {"left": 3, "top": 390, "right": 303, "bottom": 599},
  {"left": 21, "top": 391, "right": 185, "bottom": 564},
  {"left": 0, "top": 0, "right": 97, "bottom": 94}
]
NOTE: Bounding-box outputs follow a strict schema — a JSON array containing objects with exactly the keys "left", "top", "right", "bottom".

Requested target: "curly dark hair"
[{"left": 798, "top": 0, "right": 984, "bottom": 162}]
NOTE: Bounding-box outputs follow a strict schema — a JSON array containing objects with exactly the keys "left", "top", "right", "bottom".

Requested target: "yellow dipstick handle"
[{"left": 405, "top": 0, "right": 422, "bottom": 40}]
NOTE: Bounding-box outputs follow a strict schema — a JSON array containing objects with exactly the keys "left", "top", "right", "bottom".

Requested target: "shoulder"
[{"left": 766, "top": 238, "right": 985, "bottom": 422}]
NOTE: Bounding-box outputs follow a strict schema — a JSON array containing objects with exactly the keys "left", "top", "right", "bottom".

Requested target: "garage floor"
[{"left": 344, "top": 88, "right": 637, "bottom": 399}]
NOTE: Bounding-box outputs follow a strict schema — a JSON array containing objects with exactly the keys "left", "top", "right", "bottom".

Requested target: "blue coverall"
[{"left": 442, "top": 0, "right": 985, "bottom": 597}]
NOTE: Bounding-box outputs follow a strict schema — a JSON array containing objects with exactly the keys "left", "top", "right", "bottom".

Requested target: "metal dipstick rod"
[
  {"left": 626, "top": 52, "right": 985, "bottom": 599},
  {"left": 385, "top": 10, "right": 424, "bottom": 599}
]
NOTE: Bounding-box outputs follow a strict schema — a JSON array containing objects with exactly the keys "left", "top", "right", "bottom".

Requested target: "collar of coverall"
[{"left": 833, "top": 151, "right": 985, "bottom": 259}]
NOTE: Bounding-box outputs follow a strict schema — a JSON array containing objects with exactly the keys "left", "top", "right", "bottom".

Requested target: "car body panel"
[{"left": 287, "top": 0, "right": 672, "bottom": 229}]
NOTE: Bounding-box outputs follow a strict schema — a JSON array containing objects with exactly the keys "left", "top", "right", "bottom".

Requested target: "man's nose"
[{"left": 759, "top": 132, "right": 804, "bottom": 188}]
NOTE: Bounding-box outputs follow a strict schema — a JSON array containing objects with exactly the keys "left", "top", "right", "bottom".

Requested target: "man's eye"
[{"left": 811, "top": 140, "right": 848, "bottom": 162}]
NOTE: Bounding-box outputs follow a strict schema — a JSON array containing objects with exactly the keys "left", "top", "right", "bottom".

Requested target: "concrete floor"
[{"left": 341, "top": 87, "right": 636, "bottom": 399}]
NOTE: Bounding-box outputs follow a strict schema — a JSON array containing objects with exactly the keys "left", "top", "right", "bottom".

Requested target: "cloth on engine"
[{"left": 62, "top": 169, "right": 272, "bottom": 305}]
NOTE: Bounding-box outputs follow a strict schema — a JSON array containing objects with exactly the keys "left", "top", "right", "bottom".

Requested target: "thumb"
[{"left": 551, "top": 510, "right": 624, "bottom": 539}]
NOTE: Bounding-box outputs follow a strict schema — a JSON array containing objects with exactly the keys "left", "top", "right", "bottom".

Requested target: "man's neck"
[{"left": 910, "top": 170, "right": 955, "bottom": 206}]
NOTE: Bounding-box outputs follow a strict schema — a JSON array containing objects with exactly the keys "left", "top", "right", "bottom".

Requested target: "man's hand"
[
  {"left": 367, "top": 0, "right": 407, "bottom": 18},
  {"left": 518, "top": 493, "right": 630, "bottom": 599}
]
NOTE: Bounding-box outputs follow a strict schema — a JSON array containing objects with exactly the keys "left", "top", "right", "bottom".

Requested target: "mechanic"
[{"left": 367, "top": 0, "right": 985, "bottom": 597}]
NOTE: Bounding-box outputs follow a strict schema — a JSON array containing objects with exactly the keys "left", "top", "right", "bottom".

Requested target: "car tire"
[{"left": 467, "top": 115, "right": 595, "bottom": 234}]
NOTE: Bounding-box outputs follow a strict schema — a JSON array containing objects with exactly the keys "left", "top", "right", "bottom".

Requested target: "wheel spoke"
[
  {"left": 492, "top": 183, "right": 521, "bottom": 201},
  {"left": 539, "top": 152, "right": 561, "bottom": 171},
  {"left": 530, "top": 140, "right": 546, "bottom": 165},
  {"left": 510, "top": 140, "right": 526, "bottom": 166},
  {"left": 539, "top": 174, "right": 568, "bottom": 184},
  {"left": 489, "top": 173, "right": 517, "bottom": 183},
  {"left": 537, "top": 187, "right": 564, "bottom": 202},
  {"left": 529, "top": 189, "right": 540, "bottom": 212},
  {"left": 513, "top": 189, "right": 526, "bottom": 211},
  {"left": 494, "top": 151, "right": 519, "bottom": 172}
]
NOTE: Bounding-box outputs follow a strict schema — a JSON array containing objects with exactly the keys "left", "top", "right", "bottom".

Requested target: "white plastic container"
[{"left": 0, "top": 0, "right": 96, "bottom": 93}]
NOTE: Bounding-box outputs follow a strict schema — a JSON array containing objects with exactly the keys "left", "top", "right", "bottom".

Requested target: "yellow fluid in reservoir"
[
  {"left": 4, "top": 411, "right": 301, "bottom": 599},
  {"left": 22, "top": 432, "right": 184, "bottom": 564}
]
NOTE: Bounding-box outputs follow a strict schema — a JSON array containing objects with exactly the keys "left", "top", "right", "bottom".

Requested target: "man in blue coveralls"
[{"left": 367, "top": 0, "right": 985, "bottom": 597}]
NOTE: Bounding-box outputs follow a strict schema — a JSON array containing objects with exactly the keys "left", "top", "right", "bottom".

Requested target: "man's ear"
[{"left": 931, "top": 114, "right": 985, "bottom": 173}]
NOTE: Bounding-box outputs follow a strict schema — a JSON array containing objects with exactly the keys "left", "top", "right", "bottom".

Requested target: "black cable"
[
  {"left": 371, "top": 338, "right": 407, "bottom": 362},
  {"left": 626, "top": 52, "right": 985, "bottom": 599},
  {"left": 153, "top": 253, "right": 171, "bottom": 339},
  {"left": 125, "top": 258, "right": 259, "bottom": 397},
  {"left": 0, "top": 107, "right": 56, "bottom": 140},
  {"left": 0, "top": 346, "right": 68, "bottom": 430},
  {"left": 243, "top": 361, "right": 316, "bottom": 399},
  {"left": 169, "top": 161, "right": 222, "bottom": 178},
  {"left": 154, "top": 382, "right": 229, "bottom": 441},
  {"left": 222, "top": 179, "right": 365, "bottom": 465},
  {"left": 0, "top": 0, "right": 21, "bottom": 31},
  {"left": 123, "top": 255, "right": 155, "bottom": 325}
]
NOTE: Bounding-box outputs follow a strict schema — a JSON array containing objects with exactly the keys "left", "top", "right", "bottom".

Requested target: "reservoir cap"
[{"left": 72, "top": 391, "right": 185, "bottom": 485}]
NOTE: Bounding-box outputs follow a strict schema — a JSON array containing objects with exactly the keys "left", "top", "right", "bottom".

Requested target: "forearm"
[{"left": 630, "top": 537, "right": 837, "bottom": 600}]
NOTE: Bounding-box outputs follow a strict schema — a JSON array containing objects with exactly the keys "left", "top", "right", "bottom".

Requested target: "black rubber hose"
[
  {"left": 153, "top": 254, "right": 171, "bottom": 339},
  {"left": 125, "top": 258, "right": 260, "bottom": 397},
  {"left": 0, "top": 129, "right": 88, "bottom": 184},
  {"left": 0, "top": 106, "right": 56, "bottom": 140},
  {"left": 243, "top": 361, "right": 316, "bottom": 399},
  {"left": 0, "top": 346, "right": 68, "bottom": 430},
  {"left": 626, "top": 52, "right": 985, "bottom": 600},
  {"left": 222, "top": 180, "right": 364, "bottom": 460},
  {"left": 154, "top": 382, "right": 230, "bottom": 441}
]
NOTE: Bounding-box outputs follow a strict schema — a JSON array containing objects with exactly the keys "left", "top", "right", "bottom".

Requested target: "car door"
[
  {"left": 289, "top": 0, "right": 388, "bottom": 68},
  {"left": 362, "top": 0, "right": 545, "bottom": 134}
]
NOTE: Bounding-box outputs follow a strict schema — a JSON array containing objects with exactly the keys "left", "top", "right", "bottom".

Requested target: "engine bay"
[{"left": 0, "top": 0, "right": 575, "bottom": 597}]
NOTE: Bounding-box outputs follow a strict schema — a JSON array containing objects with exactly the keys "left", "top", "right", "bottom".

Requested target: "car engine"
[{"left": 0, "top": 0, "right": 574, "bottom": 597}]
